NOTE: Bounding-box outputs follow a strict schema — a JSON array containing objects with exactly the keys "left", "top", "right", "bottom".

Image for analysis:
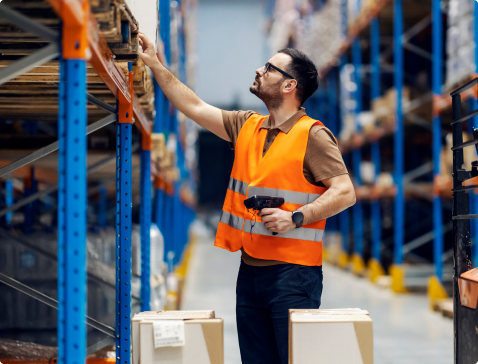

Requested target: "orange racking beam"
[{"left": 45, "top": 0, "right": 152, "bottom": 137}]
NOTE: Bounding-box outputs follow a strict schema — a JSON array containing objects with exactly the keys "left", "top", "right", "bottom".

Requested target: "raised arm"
[{"left": 138, "top": 32, "right": 230, "bottom": 141}]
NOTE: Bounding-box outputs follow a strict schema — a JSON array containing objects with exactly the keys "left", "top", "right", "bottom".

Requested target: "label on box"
[{"left": 153, "top": 320, "right": 185, "bottom": 348}]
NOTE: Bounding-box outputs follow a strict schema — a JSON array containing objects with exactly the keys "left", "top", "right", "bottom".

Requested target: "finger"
[
  {"left": 264, "top": 222, "right": 276, "bottom": 229},
  {"left": 260, "top": 208, "right": 275, "bottom": 216},
  {"left": 138, "top": 52, "right": 145, "bottom": 60}
]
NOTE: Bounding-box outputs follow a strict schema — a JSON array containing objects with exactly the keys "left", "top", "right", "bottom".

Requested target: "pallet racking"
[
  {"left": 0, "top": 0, "right": 196, "bottom": 362},
  {"left": 292, "top": 0, "right": 478, "bottom": 295}
]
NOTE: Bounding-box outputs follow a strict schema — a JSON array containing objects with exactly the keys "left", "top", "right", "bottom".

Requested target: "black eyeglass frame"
[{"left": 264, "top": 62, "right": 296, "bottom": 81}]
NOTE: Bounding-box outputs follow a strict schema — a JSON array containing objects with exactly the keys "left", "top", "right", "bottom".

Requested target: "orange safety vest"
[{"left": 214, "top": 113, "right": 328, "bottom": 266}]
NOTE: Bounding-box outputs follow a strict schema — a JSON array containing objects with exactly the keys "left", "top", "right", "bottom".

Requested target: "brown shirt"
[{"left": 222, "top": 108, "right": 348, "bottom": 266}]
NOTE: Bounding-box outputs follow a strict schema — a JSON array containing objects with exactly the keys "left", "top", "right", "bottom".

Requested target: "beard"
[{"left": 250, "top": 77, "right": 284, "bottom": 110}]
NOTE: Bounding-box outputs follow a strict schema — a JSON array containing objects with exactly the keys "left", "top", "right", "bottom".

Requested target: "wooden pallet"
[
  {"left": 91, "top": 0, "right": 139, "bottom": 60},
  {"left": 0, "top": 0, "right": 153, "bottom": 122}
]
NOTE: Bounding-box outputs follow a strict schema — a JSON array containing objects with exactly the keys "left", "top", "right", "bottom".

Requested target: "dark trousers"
[{"left": 236, "top": 260, "right": 323, "bottom": 364}]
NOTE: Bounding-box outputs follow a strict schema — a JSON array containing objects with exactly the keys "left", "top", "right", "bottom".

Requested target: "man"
[{"left": 138, "top": 32, "right": 356, "bottom": 364}]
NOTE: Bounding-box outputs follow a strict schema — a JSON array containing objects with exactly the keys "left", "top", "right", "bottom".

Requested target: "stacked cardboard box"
[
  {"left": 132, "top": 310, "right": 223, "bottom": 364},
  {"left": 372, "top": 87, "right": 410, "bottom": 128},
  {"left": 289, "top": 308, "right": 373, "bottom": 364}
]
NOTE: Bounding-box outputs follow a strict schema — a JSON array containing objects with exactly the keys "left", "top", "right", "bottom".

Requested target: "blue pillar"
[
  {"left": 394, "top": 0, "right": 405, "bottom": 265},
  {"left": 352, "top": 39, "right": 364, "bottom": 260},
  {"left": 57, "top": 58, "right": 87, "bottom": 364},
  {"left": 370, "top": 17, "right": 382, "bottom": 263},
  {"left": 115, "top": 63, "right": 133, "bottom": 364},
  {"left": 5, "top": 180, "right": 13, "bottom": 225},
  {"left": 140, "top": 147, "right": 152, "bottom": 311},
  {"left": 432, "top": 0, "right": 444, "bottom": 280}
]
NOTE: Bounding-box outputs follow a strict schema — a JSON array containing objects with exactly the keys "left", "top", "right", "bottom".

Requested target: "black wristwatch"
[{"left": 291, "top": 210, "right": 304, "bottom": 228}]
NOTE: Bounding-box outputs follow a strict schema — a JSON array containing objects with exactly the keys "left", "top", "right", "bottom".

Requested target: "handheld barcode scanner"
[{"left": 244, "top": 195, "right": 285, "bottom": 235}]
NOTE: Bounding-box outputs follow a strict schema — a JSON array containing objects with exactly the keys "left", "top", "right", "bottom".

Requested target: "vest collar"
[{"left": 259, "top": 107, "right": 307, "bottom": 134}]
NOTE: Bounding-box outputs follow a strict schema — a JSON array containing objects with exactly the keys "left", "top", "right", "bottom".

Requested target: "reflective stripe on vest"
[
  {"left": 220, "top": 210, "right": 244, "bottom": 231},
  {"left": 243, "top": 219, "right": 324, "bottom": 242},
  {"left": 247, "top": 186, "right": 321, "bottom": 205},
  {"left": 228, "top": 178, "right": 249, "bottom": 196}
]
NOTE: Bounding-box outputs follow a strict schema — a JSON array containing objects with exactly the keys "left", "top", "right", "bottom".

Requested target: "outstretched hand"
[
  {"left": 138, "top": 32, "right": 160, "bottom": 69},
  {"left": 258, "top": 208, "right": 295, "bottom": 234}
]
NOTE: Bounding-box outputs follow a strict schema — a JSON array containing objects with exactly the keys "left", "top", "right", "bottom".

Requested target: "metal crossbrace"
[
  {"left": 0, "top": 229, "right": 141, "bottom": 301},
  {"left": 0, "top": 272, "right": 115, "bottom": 338},
  {"left": 0, "top": 5, "right": 60, "bottom": 85},
  {"left": 0, "top": 114, "right": 116, "bottom": 178},
  {"left": 452, "top": 214, "right": 478, "bottom": 220},
  {"left": 402, "top": 222, "right": 453, "bottom": 254},
  {"left": 404, "top": 113, "right": 432, "bottom": 130},
  {"left": 86, "top": 336, "right": 115, "bottom": 356},
  {"left": 0, "top": 43, "right": 59, "bottom": 85},
  {"left": 0, "top": 4, "right": 57, "bottom": 41},
  {"left": 403, "top": 161, "right": 433, "bottom": 184},
  {"left": 0, "top": 143, "right": 139, "bottom": 218}
]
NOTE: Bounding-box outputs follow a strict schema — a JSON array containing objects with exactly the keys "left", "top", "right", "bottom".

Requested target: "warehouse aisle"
[
  {"left": 182, "top": 220, "right": 242, "bottom": 364},
  {"left": 182, "top": 222, "right": 453, "bottom": 364}
]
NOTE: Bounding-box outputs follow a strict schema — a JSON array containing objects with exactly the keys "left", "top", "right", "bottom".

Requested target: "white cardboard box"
[
  {"left": 132, "top": 310, "right": 220, "bottom": 364},
  {"left": 289, "top": 309, "right": 373, "bottom": 364}
]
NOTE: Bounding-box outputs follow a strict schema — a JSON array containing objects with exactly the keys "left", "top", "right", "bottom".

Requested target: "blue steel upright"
[
  {"left": 432, "top": 0, "right": 444, "bottom": 281},
  {"left": 5, "top": 179, "right": 13, "bottom": 224},
  {"left": 116, "top": 62, "right": 134, "bottom": 364},
  {"left": 370, "top": 17, "right": 382, "bottom": 263},
  {"left": 57, "top": 58, "right": 87, "bottom": 364},
  {"left": 394, "top": 0, "right": 405, "bottom": 265},
  {"left": 352, "top": 39, "right": 364, "bottom": 265},
  {"left": 140, "top": 139, "right": 152, "bottom": 311}
]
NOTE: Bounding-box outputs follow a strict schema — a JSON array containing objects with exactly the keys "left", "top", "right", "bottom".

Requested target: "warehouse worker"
[{"left": 138, "top": 32, "right": 356, "bottom": 364}]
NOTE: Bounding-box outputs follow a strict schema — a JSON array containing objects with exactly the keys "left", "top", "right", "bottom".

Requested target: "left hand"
[{"left": 258, "top": 208, "right": 295, "bottom": 234}]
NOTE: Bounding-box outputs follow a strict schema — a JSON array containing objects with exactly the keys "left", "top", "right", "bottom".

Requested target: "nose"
[{"left": 256, "top": 66, "right": 265, "bottom": 77}]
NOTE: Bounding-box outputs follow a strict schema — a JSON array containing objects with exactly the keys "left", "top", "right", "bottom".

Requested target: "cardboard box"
[
  {"left": 139, "top": 319, "right": 224, "bottom": 364},
  {"left": 289, "top": 309, "right": 373, "bottom": 364},
  {"left": 132, "top": 310, "right": 216, "bottom": 364}
]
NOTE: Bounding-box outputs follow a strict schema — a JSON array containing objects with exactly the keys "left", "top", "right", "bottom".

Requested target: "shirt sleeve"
[
  {"left": 222, "top": 110, "right": 256, "bottom": 149},
  {"left": 304, "top": 125, "right": 348, "bottom": 182}
]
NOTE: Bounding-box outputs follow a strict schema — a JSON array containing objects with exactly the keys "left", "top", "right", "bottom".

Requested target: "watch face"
[{"left": 292, "top": 211, "right": 304, "bottom": 225}]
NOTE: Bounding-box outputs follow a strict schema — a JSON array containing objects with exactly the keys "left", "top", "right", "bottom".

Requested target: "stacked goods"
[
  {"left": 372, "top": 87, "right": 410, "bottom": 129},
  {"left": 302, "top": 0, "right": 343, "bottom": 72},
  {"left": 132, "top": 310, "right": 224, "bottom": 364},
  {"left": 289, "top": 308, "right": 373, "bottom": 364},
  {"left": 265, "top": 0, "right": 344, "bottom": 72},
  {"left": 445, "top": 0, "right": 476, "bottom": 90},
  {"left": 91, "top": 0, "right": 140, "bottom": 61}
]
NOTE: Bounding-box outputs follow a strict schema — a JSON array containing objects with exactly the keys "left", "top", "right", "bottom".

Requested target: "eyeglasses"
[{"left": 262, "top": 62, "right": 295, "bottom": 80}]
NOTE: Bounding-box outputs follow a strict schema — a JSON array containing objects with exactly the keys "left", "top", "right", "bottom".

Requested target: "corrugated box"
[
  {"left": 139, "top": 319, "right": 223, "bottom": 364},
  {"left": 132, "top": 310, "right": 218, "bottom": 364},
  {"left": 289, "top": 309, "right": 373, "bottom": 364}
]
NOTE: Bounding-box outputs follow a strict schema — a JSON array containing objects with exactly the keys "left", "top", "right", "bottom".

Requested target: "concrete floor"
[{"left": 182, "top": 223, "right": 454, "bottom": 364}]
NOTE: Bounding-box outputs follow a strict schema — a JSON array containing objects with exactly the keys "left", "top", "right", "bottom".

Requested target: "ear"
[{"left": 282, "top": 79, "right": 297, "bottom": 94}]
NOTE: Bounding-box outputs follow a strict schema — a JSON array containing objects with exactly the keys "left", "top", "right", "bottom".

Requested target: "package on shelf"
[
  {"left": 360, "top": 161, "right": 376, "bottom": 185},
  {"left": 372, "top": 87, "right": 410, "bottom": 127},
  {"left": 131, "top": 310, "right": 222, "bottom": 364},
  {"left": 445, "top": 0, "right": 476, "bottom": 89},
  {"left": 289, "top": 308, "right": 373, "bottom": 364},
  {"left": 358, "top": 111, "right": 376, "bottom": 136}
]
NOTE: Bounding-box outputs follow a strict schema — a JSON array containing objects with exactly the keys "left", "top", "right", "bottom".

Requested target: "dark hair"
[{"left": 278, "top": 48, "right": 320, "bottom": 105}]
